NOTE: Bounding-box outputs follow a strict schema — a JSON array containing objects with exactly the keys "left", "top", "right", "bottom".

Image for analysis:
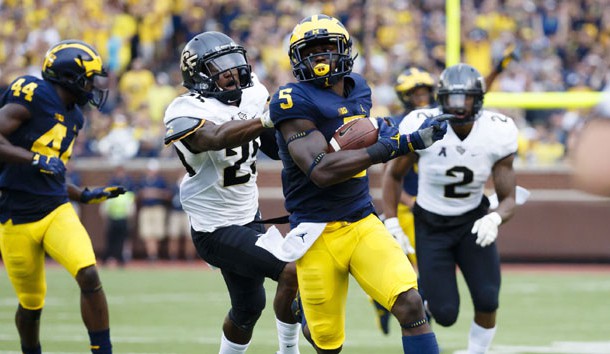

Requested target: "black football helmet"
[
  {"left": 42, "top": 40, "right": 108, "bottom": 109},
  {"left": 394, "top": 67, "right": 435, "bottom": 111},
  {"left": 180, "top": 31, "right": 252, "bottom": 104},
  {"left": 289, "top": 14, "right": 354, "bottom": 87},
  {"left": 437, "top": 63, "right": 485, "bottom": 124}
]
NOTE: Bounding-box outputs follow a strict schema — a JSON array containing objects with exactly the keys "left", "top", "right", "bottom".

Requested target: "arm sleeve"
[{"left": 258, "top": 128, "right": 280, "bottom": 160}]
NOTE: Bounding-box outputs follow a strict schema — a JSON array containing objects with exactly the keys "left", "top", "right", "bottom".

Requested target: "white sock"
[
  {"left": 467, "top": 321, "right": 497, "bottom": 354},
  {"left": 219, "top": 332, "right": 249, "bottom": 354},
  {"left": 276, "top": 318, "right": 300, "bottom": 354}
]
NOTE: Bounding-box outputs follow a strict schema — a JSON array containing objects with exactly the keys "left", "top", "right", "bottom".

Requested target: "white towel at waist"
[{"left": 255, "top": 222, "right": 327, "bottom": 262}]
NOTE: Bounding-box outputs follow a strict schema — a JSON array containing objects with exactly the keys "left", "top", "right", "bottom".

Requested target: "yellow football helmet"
[
  {"left": 42, "top": 40, "right": 108, "bottom": 109},
  {"left": 394, "top": 67, "right": 435, "bottom": 111},
  {"left": 288, "top": 14, "right": 354, "bottom": 87}
]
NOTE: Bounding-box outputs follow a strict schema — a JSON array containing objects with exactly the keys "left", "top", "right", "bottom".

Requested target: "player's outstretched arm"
[
  {"left": 485, "top": 44, "right": 520, "bottom": 89},
  {"left": 367, "top": 114, "right": 451, "bottom": 165},
  {"left": 68, "top": 184, "right": 127, "bottom": 204},
  {"left": 181, "top": 117, "right": 270, "bottom": 153}
]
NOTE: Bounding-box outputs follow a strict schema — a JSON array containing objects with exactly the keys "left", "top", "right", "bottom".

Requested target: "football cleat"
[{"left": 371, "top": 298, "right": 391, "bottom": 335}]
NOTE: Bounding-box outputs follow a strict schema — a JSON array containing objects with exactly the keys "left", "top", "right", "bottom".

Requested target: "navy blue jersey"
[
  {"left": 0, "top": 76, "right": 83, "bottom": 223},
  {"left": 391, "top": 113, "right": 418, "bottom": 196},
  {"left": 269, "top": 74, "right": 375, "bottom": 225}
]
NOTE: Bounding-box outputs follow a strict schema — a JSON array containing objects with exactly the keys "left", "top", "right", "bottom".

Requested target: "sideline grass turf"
[{"left": 1, "top": 262, "right": 609, "bottom": 353}]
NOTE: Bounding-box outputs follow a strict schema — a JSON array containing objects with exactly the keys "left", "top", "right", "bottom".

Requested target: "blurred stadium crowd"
[{"left": 1, "top": 0, "right": 609, "bottom": 167}]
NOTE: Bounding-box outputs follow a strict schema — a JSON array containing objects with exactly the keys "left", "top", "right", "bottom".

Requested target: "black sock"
[
  {"left": 88, "top": 329, "right": 112, "bottom": 354},
  {"left": 21, "top": 344, "right": 41, "bottom": 354}
]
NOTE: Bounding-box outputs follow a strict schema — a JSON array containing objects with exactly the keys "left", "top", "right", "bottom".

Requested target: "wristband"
[{"left": 366, "top": 141, "right": 391, "bottom": 164}]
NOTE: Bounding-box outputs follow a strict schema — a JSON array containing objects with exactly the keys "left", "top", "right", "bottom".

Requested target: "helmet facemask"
[
  {"left": 290, "top": 35, "right": 353, "bottom": 87},
  {"left": 67, "top": 69, "right": 108, "bottom": 108},
  {"left": 438, "top": 93, "right": 477, "bottom": 125}
]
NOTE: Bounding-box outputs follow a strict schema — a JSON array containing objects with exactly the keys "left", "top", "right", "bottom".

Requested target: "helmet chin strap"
[{"left": 215, "top": 87, "right": 243, "bottom": 104}]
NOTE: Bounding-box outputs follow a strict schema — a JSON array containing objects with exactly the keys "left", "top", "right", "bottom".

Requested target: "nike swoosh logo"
[
  {"left": 339, "top": 126, "right": 352, "bottom": 137},
  {"left": 287, "top": 344, "right": 296, "bottom": 348}
]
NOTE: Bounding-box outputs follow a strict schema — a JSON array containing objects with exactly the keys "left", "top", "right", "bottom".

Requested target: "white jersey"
[
  {"left": 399, "top": 107, "right": 518, "bottom": 216},
  {"left": 163, "top": 74, "right": 269, "bottom": 232}
]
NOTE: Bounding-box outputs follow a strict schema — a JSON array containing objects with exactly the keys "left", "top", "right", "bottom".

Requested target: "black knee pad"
[
  {"left": 228, "top": 308, "right": 263, "bottom": 332},
  {"left": 431, "top": 304, "right": 459, "bottom": 327},
  {"left": 472, "top": 286, "right": 499, "bottom": 313}
]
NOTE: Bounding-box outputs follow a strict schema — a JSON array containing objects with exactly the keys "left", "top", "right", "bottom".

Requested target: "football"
[{"left": 328, "top": 117, "right": 379, "bottom": 152}]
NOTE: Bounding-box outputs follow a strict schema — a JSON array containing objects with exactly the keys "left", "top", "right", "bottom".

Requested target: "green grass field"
[{"left": 1, "top": 263, "right": 609, "bottom": 354}]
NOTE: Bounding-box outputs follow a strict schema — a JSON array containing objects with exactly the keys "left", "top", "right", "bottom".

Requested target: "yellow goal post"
[{"left": 445, "top": 0, "right": 604, "bottom": 109}]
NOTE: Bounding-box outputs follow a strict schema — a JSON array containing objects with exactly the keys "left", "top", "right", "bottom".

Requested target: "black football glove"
[
  {"left": 368, "top": 117, "right": 405, "bottom": 163},
  {"left": 31, "top": 153, "right": 66, "bottom": 175},
  {"left": 80, "top": 186, "right": 127, "bottom": 204},
  {"left": 406, "top": 114, "right": 453, "bottom": 151}
]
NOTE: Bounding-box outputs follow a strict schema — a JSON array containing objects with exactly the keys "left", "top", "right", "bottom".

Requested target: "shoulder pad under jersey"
[{"left": 164, "top": 116, "right": 205, "bottom": 145}]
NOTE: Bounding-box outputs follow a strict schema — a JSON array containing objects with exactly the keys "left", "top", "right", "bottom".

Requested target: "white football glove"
[
  {"left": 384, "top": 217, "right": 415, "bottom": 255},
  {"left": 260, "top": 109, "right": 274, "bottom": 128},
  {"left": 471, "top": 212, "right": 502, "bottom": 247}
]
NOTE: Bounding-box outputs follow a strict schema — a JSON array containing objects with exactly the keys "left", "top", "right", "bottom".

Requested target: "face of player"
[
  {"left": 212, "top": 68, "right": 241, "bottom": 91},
  {"left": 300, "top": 42, "right": 338, "bottom": 77},
  {"left": 205, "top": 52, "right": 247, "bottom": 91},
  {"left": 410, "top": 87, "right": 433, "bottom": 108}
]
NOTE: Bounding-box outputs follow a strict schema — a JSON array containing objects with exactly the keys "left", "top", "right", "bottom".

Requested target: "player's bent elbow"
[
  {"left": 308, "top": 169, "right": 338, "bottom": 189},
  {"left": 308, "top": 172, "right": 331, "bottom": 188}
]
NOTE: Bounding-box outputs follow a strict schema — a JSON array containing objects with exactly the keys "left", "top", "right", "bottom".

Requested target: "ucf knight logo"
[{"left": 181, "top": 50, "right": 198, "bottom": 76}]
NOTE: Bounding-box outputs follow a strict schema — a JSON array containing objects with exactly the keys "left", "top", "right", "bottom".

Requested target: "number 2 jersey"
[
  {"left": 0, "top": 75, "right": 82, "bottom": 224},
  {"left": 269, "top": 74, "right": 375, "bottom": 226},
  {"left": 399, "top": 107, "right": 518, "bottom": 216},
  {"left": 163, "top": 74, "right": 269, "bottom": 233}
]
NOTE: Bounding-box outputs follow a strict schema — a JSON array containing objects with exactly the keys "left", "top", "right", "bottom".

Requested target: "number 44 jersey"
[
  {"left": 163, "top": 74, "right": 269, "bottom": 233},
  {"left": 399, "top": 107, "right": 518, "bottom": 216},
  {"left": 0, "top": 76, "right": 83, "bottom": 197},
  {"left": 0, "top": 75, "right": 83, "bottom": 223}
]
